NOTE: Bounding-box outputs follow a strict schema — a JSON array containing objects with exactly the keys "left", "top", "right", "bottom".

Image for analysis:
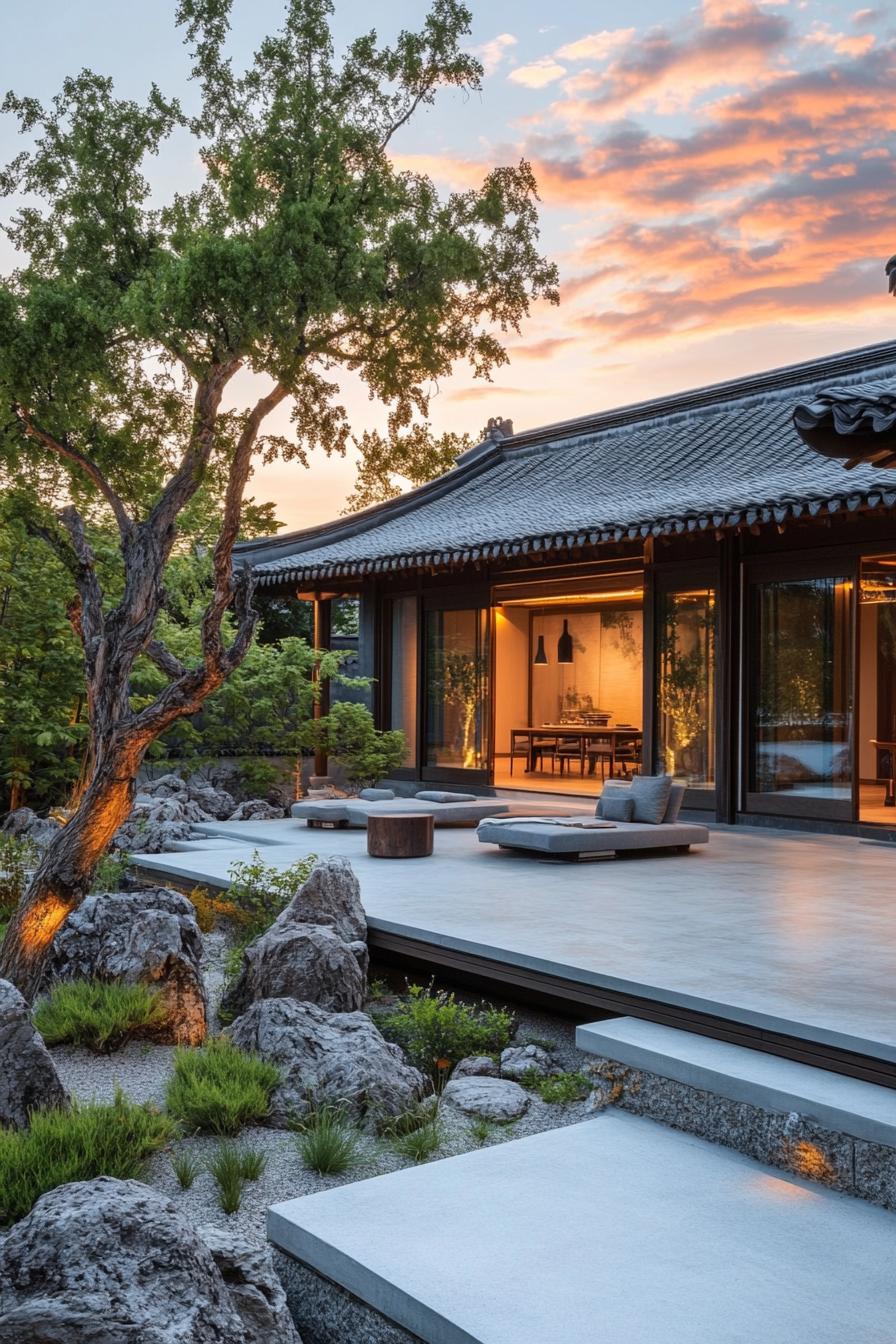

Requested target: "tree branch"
[
  {"left": 13, "top": 405, "right": 135, "bottom": 540},
  {"left": 143, "top": 639, "right": 188, "bottom": 681}
]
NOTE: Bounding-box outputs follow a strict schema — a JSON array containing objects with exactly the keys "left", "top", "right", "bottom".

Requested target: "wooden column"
[{"left": 312, "top": 597, "right": 332, "bottom": 777}]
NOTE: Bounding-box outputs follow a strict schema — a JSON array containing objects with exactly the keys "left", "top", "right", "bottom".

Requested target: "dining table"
[{"left": 512, "top": 725, "right": 643, "bottom": 777}]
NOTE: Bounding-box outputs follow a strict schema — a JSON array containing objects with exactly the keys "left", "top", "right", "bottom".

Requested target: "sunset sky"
[{"left": 3, "top": 1, "right": 895, "bottom": 530}]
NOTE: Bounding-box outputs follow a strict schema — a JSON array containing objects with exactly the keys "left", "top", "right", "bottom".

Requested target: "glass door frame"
[
  {"left": 741, "top": 553, "right": 858, "bottom": 824},
  {"left": 420, "top": 590, "right": 491, "bottom": 784}
]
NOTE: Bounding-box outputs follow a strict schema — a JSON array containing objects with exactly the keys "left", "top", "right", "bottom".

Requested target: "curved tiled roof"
[{"left": 236, "top": 341, "right": 896, "bottom": 586}]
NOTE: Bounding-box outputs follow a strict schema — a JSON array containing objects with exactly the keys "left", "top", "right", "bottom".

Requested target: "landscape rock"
[
  {"left": 228, "top": 798, "right": 286, "bottom": 821},
  {"left": 198, "top": 1225, "right": 302, "bottom": 1344},
  {"left": 228, "top": 997, "right": 426, "bottom": 1127},
  {"left": 500, "top": 1044, "right": 554, "bottom": 1079},
  {"left": 452, "top": 1055, "right": 500, "bottom": 1079},
  {"left": 46, "top": 888, "right": 207, "bottom": 1044},
  {"left": 220, "top": 858, "right": 368, "bottom": 1018},
  {"left": 1, "top": 806, "right": 61, "bottom": 849},
  {"left": 0, "top": 1177, "right": 302, "bottom": 1343},
  {"left": 0, "top": 979, "right": 68, "bottom": 1127},
  {"left": 141, "top": 772, "right": 189, "bottom": 797},
  {"left": 188, "top": 784, "right": 236, "bottom": 820},
  {"left": 112, "top": 817, "right": 194, "bottom": 853},
  {"left": 440, "top": 1076, "right": 529, "bottom": 1121}
]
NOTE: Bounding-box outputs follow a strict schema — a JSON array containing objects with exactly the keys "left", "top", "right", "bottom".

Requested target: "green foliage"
[
  {"left": 0, "top": 1091, "right": 175, "bottom": 1226},
  {"left": 165, "top": 1037, "right": 280, "bottom": 1135},
  {"left": 0, "top": 833, "right": 37, "bottom": 918},
  {"left": 90, "top": 849, "right": 131, "bottom": 893},
  {"left": 294, "top": 1103, "right": 361, "bottom": 1175},
  {"left": 391, "top": 1119, "right": 441, "bottom": 1163},
  {"left": 226, "top": 850, "right": 317, "bottom": 940},
  {"left": 345, "top": 426, "right": 471, "bottom": 512},
  {"left": 375, "top": 984, "right": 514, "bottom": 1083},
  {"left": 468, "top": 1117, "right": 494, "bottom": 1146},
  {"left": 522, "top": 1071, "right": 591, "bottom": 1105},
  {"left": 208, "top": 1142, "right": 267, "bottom": 1214},
  {"left": 374, "top": 1096, "right": 438, "bottom": 1139},
  {"left": 309, "top": 702, "right": 407, "bottom": 787},
  {"left": 33, "top": 980, "right": 167, "bottom": 1053},
  {"left": 171, "top": 1148, "right": 203, "bottom": 1189}
]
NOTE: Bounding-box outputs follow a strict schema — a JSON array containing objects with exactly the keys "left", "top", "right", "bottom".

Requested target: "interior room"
[
  {"left": 859, "top": 555, "right": 896, "bottom": 825},
  {"left": 493, "top": 579, "right": 644, "bottom": 796}
]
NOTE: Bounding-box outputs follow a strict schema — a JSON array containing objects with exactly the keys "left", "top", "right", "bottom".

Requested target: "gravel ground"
[{"left": 51, "top": 938, "right": 601, "bottom": 1246}]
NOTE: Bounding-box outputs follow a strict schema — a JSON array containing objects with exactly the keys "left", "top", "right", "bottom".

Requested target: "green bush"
[
  {"left": 90, "top": 849, "right": 131, "bottom": 893},
  {"left": 0, "top": 833, "right": 37, "bottom": 918},
  {"left": 165, "top": 1037, "right": 280, "bottom": 1135},
  {"left": 294, "top": 1103, "right": 361, "bottom": 1175},
  {"left": 34, "top": 981, "right": 167, "bottom": 1053},
  {"left": 226, "top": 850, "right": 317, "bottom": 940},
  {"left": 308, "top": 701, "right": 407, "bottom": 787},
  {"left": 523, "top": 1070, "right": 591, "bottom": 1105},
  {"left": 391, "top": 1119, "right": 441, "bottom": 1164},
  {"left": 375, "top": 984, "right": 514, "bottom": 1083},
  {"left": 0, "top": 1092, "right": 175, "bottom": 1226}
]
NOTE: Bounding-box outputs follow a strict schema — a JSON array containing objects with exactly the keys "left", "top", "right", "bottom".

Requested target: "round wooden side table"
[{"left": 367, "top": 812, "right": 434, "bottom": 859}]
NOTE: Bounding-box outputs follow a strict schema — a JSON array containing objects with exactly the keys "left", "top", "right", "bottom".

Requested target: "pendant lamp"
[
  {"left": 557, "top": 618, "right": 574, "bottom": 664},
  {"left": 533, "top": 634, "right": 548, "bottom": 665}
]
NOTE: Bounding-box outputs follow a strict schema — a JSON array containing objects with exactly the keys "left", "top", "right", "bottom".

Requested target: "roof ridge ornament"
[
  {"left": 482, "top": 416, "right": 515, "bottom": 441},
  {"left": 793, "top": 381, "right": 896, "bottom": 469}
]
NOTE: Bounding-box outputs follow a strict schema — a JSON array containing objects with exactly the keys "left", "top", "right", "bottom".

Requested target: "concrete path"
[{"left": 269, "top": 1110, "right": 895, "bottom": 1344}]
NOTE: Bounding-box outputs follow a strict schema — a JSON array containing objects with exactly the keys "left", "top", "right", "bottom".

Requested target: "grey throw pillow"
[
  {"left": 662, "top": 783, "right": 685, "bottom": 824},
  {"left": 629, "top": 774, "right": 673, "bottom": 825},
  {"left": 595, "top": 781, "right": 630, "bottom": 817},
  {"left": 599, "top": 794, "right": 635, "bottom": 823},
  {"left": 414, "top": 790, "right": 478, "bottom": 804},
  {"left": 359, "top": 788, "right": 395, "bottom": 801}
]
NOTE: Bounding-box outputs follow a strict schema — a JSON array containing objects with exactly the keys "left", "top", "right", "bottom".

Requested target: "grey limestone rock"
[
  {"left": 227, "top": 997, "right": 426, "bottom": 1127},
  {"left": 46, "top": 888, "right": 207, "bottom": 1045},
  {"left": 0, "top": 979, "right": 68, "bottom": 1128},
  {"left": 198, "top": 1225, "right": 302, "bottom": 1344},
  {"left": 0, "top": 1177, "right": 301, "bottom": 1343},
  {"left": 452, "top": 1055, "right": 500, "bottom": 1079},
  {"left": 279, "top": 856, "right": 366, "bottom": 943},
  {"left": 500, "top": 1044, "right": 554, "bottom": 1080},
  {"left": 228, "top": 799, "right": 285, "bottom": 821},
  {"left": 440, "top": 1075, "right": 529, "bottom": 1121}
]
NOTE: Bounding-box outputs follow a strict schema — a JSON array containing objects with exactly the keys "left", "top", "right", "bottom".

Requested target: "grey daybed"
[
  {"left": 292, "top": 789, "right": 509, "bottom": 829},
  {"left": 476, "top": 778, "right": 708, "bottom": 860}
]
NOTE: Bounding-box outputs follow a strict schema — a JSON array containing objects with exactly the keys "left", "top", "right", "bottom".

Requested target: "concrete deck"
[
  {"left": 134, "top": 821, "right": 896, "bottom": 1068},
  {"left": 268, "top": 1111, "right": 895, "bottom": 1344}
]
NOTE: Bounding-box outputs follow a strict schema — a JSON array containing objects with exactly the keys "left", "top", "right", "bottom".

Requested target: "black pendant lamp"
[
  {"left": 533, "top": 634, "right": 548, "bottom": 665},
  {"left": 557, "top": 618, "right": 574, "bottom": 664}
]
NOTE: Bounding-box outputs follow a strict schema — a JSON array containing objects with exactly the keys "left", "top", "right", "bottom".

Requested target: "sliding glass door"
[
  {"left": 423, "top": 606, "right": 489, "bottom": 775},
  {"left": 655, "top": 581, "right": 716, "bottom": 805}
]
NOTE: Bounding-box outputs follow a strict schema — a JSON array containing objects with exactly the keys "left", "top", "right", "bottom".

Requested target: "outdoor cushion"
[
  {"left": 414, "top": 790, "right": 478, "bottom": 803},
  {"left": 600, "top": 794, "right": 635, "bottom": 823},
  {"left": 662, "top": 783, "right": 685, "bottom": 824},
  {"left": 359, "top": 788, "right": 396, "bottom": 800},
  {"left": 595, "top": 781, "right": 631, "bottom": 817},
  {"left": 291, "top": 799, "right": 351, "bottom": 822},
  {"left": 477, "top": 817, "right": 709, "bottom": 855},
  {"left": 629, "top": 774, "right": 673, "bottom": 825}
]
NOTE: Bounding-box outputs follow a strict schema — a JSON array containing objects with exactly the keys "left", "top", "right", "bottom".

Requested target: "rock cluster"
[
  {"left": 1, "top": 807, "right": 61, "bottom": 850},
  {"left": 500, "top": 1044, "right": 554, "bottom": 1079},
  {"left": 0, "top": 979, "right": 68, "bottom": 1127},
  {"left": 228, "top": 997, "right": 426, "bottom": 1127},
  {"left": 220, "top": 857, "right": 368, "bottom": 1019},
  {"left": 111, "top": 773, "right": 284, "bottom": 853},
  {"left": 46, "top": 888, "right": 207, "bottom": 1045},
  {"left": 0, "top": 1177, "right": 303, "bottom": 1344}
]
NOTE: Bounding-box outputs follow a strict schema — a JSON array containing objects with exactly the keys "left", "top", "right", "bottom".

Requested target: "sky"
[{"left": 2, "top": 0, "right": 895, "bottom": 530}]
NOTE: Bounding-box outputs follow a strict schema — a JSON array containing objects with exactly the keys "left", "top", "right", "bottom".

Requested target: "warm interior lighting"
[{"left": 501, "top": 587, "right": 644, "bottom": 608}]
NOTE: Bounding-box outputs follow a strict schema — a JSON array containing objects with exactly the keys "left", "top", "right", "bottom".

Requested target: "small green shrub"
[
  {"left": 0, "top": 1092, "right": 175, "bottom": 1226},
  {"left": 165, "top": 1037, "right": 280, "bottom": 1135},
  {"left": 294, "top": 1103, "right": 361, "bottom": 1175},
  {"left": 171, "top": 1149, "right": 203, "bottom": 1189},
  {"left": 208, "top": 1143, "right": 245, "bottom": 1214},
  {"left": 34, "top": 980, "right": 167, "bottom": 1053},
  {"left": 523, "top": 1070, "right": 591, "bottom": 1105},
  {"left": 391, "top": 1119, "right": 441, "bottom": 1164},
  {"left": 468, "top": 1117, "right": 494, "bottom": 1146},
  {"left": 374, "top": 1097, "right": 438, "bottom": 1139},
  {"left": 307, "top": 702, "right": 406, "bottom": 788},
  {"left": 375, "top": 984, "right": 514, "bottom": 1083},
  {"left": 226, "top": 850, "right": 317, "bottom": 940},
  {"left": 90, "top": 849, "right": 131, "bottom": 893},
  {"left": 0, "top": 834, "right": 37, "bottom": 917}
]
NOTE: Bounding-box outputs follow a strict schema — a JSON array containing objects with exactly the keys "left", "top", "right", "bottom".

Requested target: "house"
[{"left": 235, "top": 340, "right": 896, "bottom": 835}]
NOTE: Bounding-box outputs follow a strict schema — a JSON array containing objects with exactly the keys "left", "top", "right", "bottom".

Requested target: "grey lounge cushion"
[
  {"left": 663, "top": 783, "right": 685, "bottom": 824},
  {"left": 600, "top": 794, "right": 635, "bottom": 823},
  {"left": 629, "top": 774, "right": 673, "bottom": 825},
  {"left": 359, "top": 788, "right": 396, "bottom": 800},
  {"left": 595, "top": 781, "right": 631, "bottom": 818},
  {"left": 414, "top": 790, "right": 478, "bottom": 804},
  {"left": 477, "top": 817, "right": 709, "bottom": 855}
]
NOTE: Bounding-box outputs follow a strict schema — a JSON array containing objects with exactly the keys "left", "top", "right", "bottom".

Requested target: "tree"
[
  {"left": 345, "top": 425, "right": 471, "bottom": 512},
  {"left": 0, "top": 0, "right": 557, "bottom": 994}
]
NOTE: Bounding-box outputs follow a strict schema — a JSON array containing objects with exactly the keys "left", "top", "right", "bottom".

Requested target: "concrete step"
[{"left": 576, "top": 1017, "right": 896, "bottom": 1147}]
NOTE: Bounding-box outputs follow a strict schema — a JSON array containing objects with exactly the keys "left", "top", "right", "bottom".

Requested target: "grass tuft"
[
  {"left": 522, "top": 1070, "right": 591, "bottom": 1105},
  {"left": 170, "top": 1149, "right": 203, "bottom": 1189},
  {"left": 390, "top": 1119, "right": 441, "bottom": 1164},
  {"left": 165, "top": 1037, "right": 279, "bottom": 1135},
  {"left": 468, "top": 1117, "right": 494, "bottom": 1146},
  {"left": 294, "top": 1103, "right": 361, "bottom": 1175},
  {"left": 208, "top": 1144, "right": 244, "bottom": 1214},
  {"left": 374, "top": 1097, "right": 438, "bottom": 1139},
  {"left": 0, "top": 1091, "right": 174, "bottom": 1227},
  {"left": 34, "top": 980, "right": 167, "bottom": 1053}
]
